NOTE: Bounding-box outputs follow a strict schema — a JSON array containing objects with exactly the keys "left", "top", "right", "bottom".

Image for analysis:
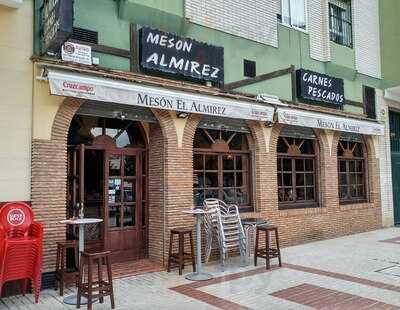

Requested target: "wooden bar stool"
[
  {"left": 254, "top": 225, "right": 282, "bottom": 269},
  {"left": 55, "top": 240, "right": 79, "bottom": 296},
  {"left": 167, "top": 228, "right": 195, "bottom": 275},
  {"left": 77, "top": 251, "right": 115, "bottom": 310}
]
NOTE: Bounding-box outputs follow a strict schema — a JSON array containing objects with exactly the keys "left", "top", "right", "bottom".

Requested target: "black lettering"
[{"left": 137, "top": 94, "right": 149, "bottom": 105}]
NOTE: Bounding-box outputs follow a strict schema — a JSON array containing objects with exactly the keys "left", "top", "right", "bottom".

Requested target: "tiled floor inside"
[{"left": 3, "top": 227, "right": 400, "bottom": 309}]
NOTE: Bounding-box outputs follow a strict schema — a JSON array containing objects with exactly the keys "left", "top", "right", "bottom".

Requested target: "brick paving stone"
[
  {"left": 270, "top": 284, "right": 399, "bottom": 309},
  {"left": 2, "top": 228, "right": 400, "bottom": 309}
]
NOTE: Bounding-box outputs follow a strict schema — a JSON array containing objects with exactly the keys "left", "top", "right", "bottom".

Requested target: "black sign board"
[
  {"left": 41, "top": 0, "right": 73, "bottom": 54},
  {"left": 140, "top": 27, "right": 224, "bottom": 83},
  {"left": 296, "top": 69, "right": 345, "bottom": 106}
]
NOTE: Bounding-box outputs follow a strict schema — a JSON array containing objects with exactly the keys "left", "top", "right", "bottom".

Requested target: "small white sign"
[
  {"left": 62, "top": 41, "right": 92, "bottom": 65},
  {"left": 277, "top": 107, "right": 384, "bottom": 136}
]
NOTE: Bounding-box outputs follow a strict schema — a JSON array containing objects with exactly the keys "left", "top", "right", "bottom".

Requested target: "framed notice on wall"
[{"left": 296, "top": 69, "right": 345, "bottom": 106}]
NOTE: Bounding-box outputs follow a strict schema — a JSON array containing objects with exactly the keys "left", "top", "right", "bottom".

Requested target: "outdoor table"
[
  {"left": 59, "top": 218, "right": 103, "bottom": 305},
  {"left": 241, "top": 217, "right": 270, "bottom": 265},
  {"left": 182, "top": 209, "right": 214, "bottom": 281}
]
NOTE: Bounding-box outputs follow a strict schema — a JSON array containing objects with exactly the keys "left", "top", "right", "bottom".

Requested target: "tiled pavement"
[{"left": 3, "top": 228, "right": 400, "bottom": 309}]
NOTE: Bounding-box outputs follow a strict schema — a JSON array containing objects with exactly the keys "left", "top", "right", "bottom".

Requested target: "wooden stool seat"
[
  {"left": 171, "top": 228, "right": 192, "bottom": 234},
  {"left": 254, "top": 225, "right": 282, "bottom": 269},
  {"left": 55, "top": 240, "right": 79, "bottom": 296},
  {"left": 167, "top": 229, "right": 195, "bottom": 275},
  {"left": 77, "top": 250, "right": 115, "bottom": 310}
]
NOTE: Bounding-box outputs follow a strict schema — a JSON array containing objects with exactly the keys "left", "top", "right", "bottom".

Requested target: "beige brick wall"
[
  {"left": 0, "top": 0, "right": 33, "bottom": 202},
  {"left": 31, "top": 95, "right": 383, "bottom": 271}
]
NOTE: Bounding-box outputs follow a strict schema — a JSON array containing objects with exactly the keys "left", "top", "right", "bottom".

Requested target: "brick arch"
[
  {"left": 33, "top": 99, "right": 181, "bottom": 270},
  {"left": 269, "top": 125, "right": 332, "bottom": 211},
  {"left": 50, "top": 98, "right": 84, "bottom": 142},
  {"left": 31, "top": 97, "right": 84, "bottom": 272},
  {"left": 362, "top": 135, "right": 380, "bottom": 205},
  {"left": 331, "top": 133, "right": 380, "bottom": 206}
]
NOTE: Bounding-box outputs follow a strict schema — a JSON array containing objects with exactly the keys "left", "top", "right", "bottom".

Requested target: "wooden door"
[{"left": 104, "top": 149, "right": 145, "bottom": 260}]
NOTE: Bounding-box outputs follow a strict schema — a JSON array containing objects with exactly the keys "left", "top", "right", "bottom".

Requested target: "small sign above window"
[
  {"left": 62, "top": 42, "right": 92, "bottom": 65},
  {"left": 140, "top": 27, "right": 224, "bottom": 83},
  {"left": 296, "top": 69, "right": 345, "bottom": 106}
]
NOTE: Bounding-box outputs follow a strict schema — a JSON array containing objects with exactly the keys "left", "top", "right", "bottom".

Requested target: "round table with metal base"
[
  {"left": 183, "top": 210, "right": 214, "bottom": 281},
  {"left": 59, "top": 218, "right": 103, "bottom": 305}
]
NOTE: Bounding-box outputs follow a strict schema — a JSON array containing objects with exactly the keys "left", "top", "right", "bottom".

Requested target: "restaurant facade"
[{"left": 0, "top": 0, "right": 392, "bottom": 286}]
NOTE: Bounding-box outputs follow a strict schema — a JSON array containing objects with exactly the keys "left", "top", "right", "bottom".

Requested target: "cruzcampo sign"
[
  {"left": 296, "top": 69, "right": 345, "bottom": 106},
  {"left": 140, "top": 27, "right": 224, "bottom": 83},
  {"left": 41, "top": 0, "right": 74, "bottom": 54}
]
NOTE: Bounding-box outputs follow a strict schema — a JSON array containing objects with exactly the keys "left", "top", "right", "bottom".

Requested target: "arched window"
[
  {"left": 193, "top": 128, "right": 251, "bottom": 209},
  {"left": 68, "top": 115, "right": 146, "bottom": 148},
  {"left": 277, "top": 133, "right": 318, "bottom": 208},
  {"left": 337, "top": 135, "right": 366, "bottom": 203}
]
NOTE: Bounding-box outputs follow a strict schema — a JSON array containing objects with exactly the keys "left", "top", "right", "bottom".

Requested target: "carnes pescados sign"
[
  {"left": 140, "top": 27, "right": 224, "bottom": 83},
  {"left": 296, "top": 69, "right": 345, "bottom": 106}
]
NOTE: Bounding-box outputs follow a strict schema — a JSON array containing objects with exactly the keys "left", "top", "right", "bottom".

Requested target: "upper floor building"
[{"left": 33, "top": 0, "right": 384, "bottom": 118}]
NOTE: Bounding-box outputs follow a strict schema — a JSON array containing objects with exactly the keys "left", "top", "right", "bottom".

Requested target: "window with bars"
[
  {"left": 329, "top": 0, "right": 353, "bottom": 47},
  {"left": 337, "top": 140, "right": 367, "bottom": 203},
  {"left": 193, "top": 129, "right": 251, "bottom": 209},
  {"left": 277, "top": 136, "right": 317, "bottom": 209}
]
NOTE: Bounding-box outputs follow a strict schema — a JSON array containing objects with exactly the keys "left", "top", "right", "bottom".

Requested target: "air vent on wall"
[
  {"left": 364, "top": 86, "right": 376, "bottom": 120},
  {"left": 71, "top": 27, "right": 98, "bottom": 44},
  {"left": 244, "top": 59, "right": 256, "bottom": 78}
]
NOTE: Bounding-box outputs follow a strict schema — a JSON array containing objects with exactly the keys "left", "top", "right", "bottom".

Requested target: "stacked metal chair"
[{"left": 203, "top": 199, "right": 246, "bottom": 270}]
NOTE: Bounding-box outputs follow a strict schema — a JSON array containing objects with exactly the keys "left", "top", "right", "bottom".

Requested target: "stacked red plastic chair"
[{"left": 0, "top": 202, "right": 43, "bottom": 303}]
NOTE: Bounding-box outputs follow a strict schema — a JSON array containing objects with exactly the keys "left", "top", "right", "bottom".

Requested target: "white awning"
[
  {"left": 0, "top": 0, "right": 23, "bottom": 8},
  {"left": 384, "top": 86, "right": 400, "bottom": 103},
  {"left": 46, "top": 69, "right": 275, "bottom": 122},
  {"left": 277, "top": 107, "right": 384, "bottom": 136}
]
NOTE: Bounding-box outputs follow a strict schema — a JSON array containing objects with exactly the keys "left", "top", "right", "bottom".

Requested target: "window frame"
[
  {"left": 328, "top": 0, "right": 353, "bottom": 48},
  {"left": 280, "top": 0, "right": 309, "bottom": 33},
  {"left": 337, "top": 140, "right": 368, "bottom": 204},
  {"left": 277, "top": 137, "right": 319, "bottom": 210},
  {"left": 193, "top": 129, "right": 253, "bottom": 211}
]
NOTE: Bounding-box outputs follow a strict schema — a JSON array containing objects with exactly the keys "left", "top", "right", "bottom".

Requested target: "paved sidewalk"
[{"left": 2, "top": 228, "right": 400, "bottom": 309}]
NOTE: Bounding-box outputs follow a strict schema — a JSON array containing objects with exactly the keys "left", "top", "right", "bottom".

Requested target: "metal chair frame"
[{"left": 203, "top": 199, "right": 246, "bottom": 270}]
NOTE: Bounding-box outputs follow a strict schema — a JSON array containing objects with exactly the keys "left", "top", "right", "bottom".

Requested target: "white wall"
[
  {"left": 0, "top": 0, "right": 33, "bottom": 201},
  {"left": 185, "top": 0, "right": 279, "bottom": 47},
  {"left": 353, "top": 0, "right": 381, "bottom": 78},
  {"left": 308, "top": 0, "right": 331, "bottom": 62}
]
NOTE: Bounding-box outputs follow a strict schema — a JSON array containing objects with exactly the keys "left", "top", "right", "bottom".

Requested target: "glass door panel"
[
  {"left": 123, "top": 179, "right": 135, "bottom": 203},
  {"left": 108, "top": 178, "right": 122, "bottom": 203},
  {"left": 123, "top": 205, "right": 135, "bottom": 227},
  {"left": 109, "top": 155, "right": 121, "bottom": 176},
  {"left": 124, "top": 155, "right": 136, "bottom": 176},
  {"left": 108, "top": 206, "right": 121, "bottom": 228}
]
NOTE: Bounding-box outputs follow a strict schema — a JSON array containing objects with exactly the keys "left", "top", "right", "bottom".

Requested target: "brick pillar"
[
  {"left": 31, "top": 98, "right": 83, "bottom": 272},
  {"left": 247, "top": 121, "right": 280, "bottom": 217},
  {"left": 148, "top": 110, "right": 200, "bottom": 264},
  {"left": 315, "top": 129, "right": 340, "bottom": 212}
]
